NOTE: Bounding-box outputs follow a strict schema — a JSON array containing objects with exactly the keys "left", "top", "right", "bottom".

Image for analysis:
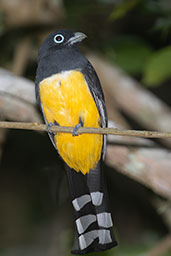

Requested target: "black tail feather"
[{"left": 65, "top": 162, "right": 118, "bottom": 255}]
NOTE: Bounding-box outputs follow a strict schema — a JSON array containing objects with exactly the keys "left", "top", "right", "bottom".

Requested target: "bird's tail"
[{"left": 65, "top": 162, "right": 118, "bottom": 255}]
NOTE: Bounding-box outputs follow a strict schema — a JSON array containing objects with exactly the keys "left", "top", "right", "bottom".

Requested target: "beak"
[{"left": 67, "top": 32, "right": 87, "bottom": 45}]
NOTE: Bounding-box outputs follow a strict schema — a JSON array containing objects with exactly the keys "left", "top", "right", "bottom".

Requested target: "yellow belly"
[{"left": 39, "top": 70, "right": 103, "bottom": 174}]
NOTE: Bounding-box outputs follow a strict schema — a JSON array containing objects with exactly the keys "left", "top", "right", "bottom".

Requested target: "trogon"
[{"left": 35, "top": 29, "right": 118, "bottom": 254}]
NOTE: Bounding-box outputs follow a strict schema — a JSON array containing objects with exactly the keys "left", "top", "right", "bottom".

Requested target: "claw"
[
  {"left": 46, "top": 122, "right": 57, "bottom": 135},
  {"left": 72, "top": 122, "right": 83, "bottom": 136}
]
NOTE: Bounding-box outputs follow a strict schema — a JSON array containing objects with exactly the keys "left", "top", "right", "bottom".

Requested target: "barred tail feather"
[{"left": 65, "top": 162, "right": 118, "bottom": 255}]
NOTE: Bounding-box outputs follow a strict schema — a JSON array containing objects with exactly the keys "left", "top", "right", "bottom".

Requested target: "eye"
[{"left": 54, "top": 34, "right": 64, "bottom": 44}]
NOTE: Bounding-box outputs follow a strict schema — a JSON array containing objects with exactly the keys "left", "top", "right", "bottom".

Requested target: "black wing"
[{"left": 81, "top": 61, "right": 107, "bottom": 159}]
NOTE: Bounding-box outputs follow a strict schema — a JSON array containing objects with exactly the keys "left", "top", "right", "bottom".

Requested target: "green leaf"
[
  {"left": 143, "top": 46, "right": 171, "bottom": 86},
  {"left": 105, "top": 36, "right": 152, "bottom": 75},
  {"left": 110, "top": 0, "right": 141, "bottom": 20}
]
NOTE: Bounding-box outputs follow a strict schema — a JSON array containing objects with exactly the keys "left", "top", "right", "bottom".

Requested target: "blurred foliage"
[
  {"left": 110, "top": 0, "right": 171, "bottom": 35},
  {"left": 104, "top": 0, "right": 171, "bottom": 87},
  {"left": 109, "top": 0, "right": 141, "bottom": 20},
  {"left": 143, "top": 46, "right": 171, "bottom": 86},
  {"left": 104, "top": 35, "right": 153, "bottom": 75}
]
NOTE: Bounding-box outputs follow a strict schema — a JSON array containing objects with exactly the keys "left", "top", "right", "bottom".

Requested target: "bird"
[{"left": 35, "top": 29, "right": 118, "bottom": 254}]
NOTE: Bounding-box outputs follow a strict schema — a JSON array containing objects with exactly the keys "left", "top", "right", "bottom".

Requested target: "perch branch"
[{"left": 0, "top": 121, "right": 171, "bottom": 138}]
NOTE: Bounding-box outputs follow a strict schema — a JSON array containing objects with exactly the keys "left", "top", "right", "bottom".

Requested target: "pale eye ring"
[{"left": 54, "top": 34, "right": 64, "bottom": 44}]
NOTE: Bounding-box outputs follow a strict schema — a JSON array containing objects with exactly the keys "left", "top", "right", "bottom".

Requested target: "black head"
[{"left": 38, "top": 29, "right": 87, "bottom": 59}]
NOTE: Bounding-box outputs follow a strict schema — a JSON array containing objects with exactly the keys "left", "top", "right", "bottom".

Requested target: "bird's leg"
[
  {"left": 46, "top": 120, "right": 58, "bottom": 135},
  {"left": 72, "top": 117, "right": 83, "bottom": 136}
]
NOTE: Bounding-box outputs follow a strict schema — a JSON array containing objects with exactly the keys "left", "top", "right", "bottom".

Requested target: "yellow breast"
[{"left": 39, "top": 70, "right": 103, "bottom": 174}]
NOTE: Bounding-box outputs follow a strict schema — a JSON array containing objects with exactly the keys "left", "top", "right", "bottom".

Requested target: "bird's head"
[{"left": 38, "top": 29, "right": 87, "bottom": 59}]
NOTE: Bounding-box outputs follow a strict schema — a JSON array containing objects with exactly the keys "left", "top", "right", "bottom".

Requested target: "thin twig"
[{"left": 0, "top": 121, "right": 171, "bottom": 139}]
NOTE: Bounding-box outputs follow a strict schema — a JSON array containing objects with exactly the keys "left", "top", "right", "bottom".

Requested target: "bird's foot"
[
  {"left": 72, "top": 120, "right": 83, "bottom": 136},
  {"left": 46, "top": 121, "right": 58, "bottom": 135}
]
